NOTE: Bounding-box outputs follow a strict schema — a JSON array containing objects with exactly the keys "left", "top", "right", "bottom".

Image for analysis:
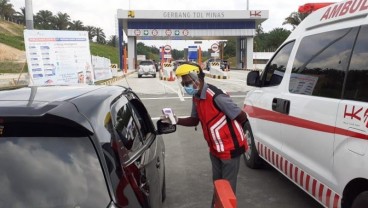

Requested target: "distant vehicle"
[
  {"left": 138, "top": 60, "right": 156, "bottom": 78},
  {"left": 206, "top": 58, "right": 227, "bottom": 71},
  {"left": 0, "top": 85, "right": 177, "bottom": 208},
  {"left": 173, "top": 60, "right": 186, "bottom": 71}
]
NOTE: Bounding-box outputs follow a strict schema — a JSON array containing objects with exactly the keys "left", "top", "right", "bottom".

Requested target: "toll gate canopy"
[{"left": 117, "top": 10, "right": 268, "bottom": 70}]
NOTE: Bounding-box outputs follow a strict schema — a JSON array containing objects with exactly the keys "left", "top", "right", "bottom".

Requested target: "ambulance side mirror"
[{"left": 247, "top": 71, "right": 260, "bottom": 87}]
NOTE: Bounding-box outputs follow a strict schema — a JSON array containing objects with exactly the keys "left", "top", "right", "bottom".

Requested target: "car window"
[
  {"left": 260, "top": 41, "right": 295, "bottom": 87},
  {"left": 343, "top": 25, "right": 368, "bottom": 102},
  {"left": 113, "top": 104, "right": 143, "bottom": 151},
  {"left": 140, "top": 61, "right": 153, "bottom": 65},
  {"left": 290, "top": 27, "right": 358, "bottom": 98},
  {"left": 128, "top": 99, "right": 155, "bottom": 140},
  {"left": 0, "top": 136, "right": 110, "bottom": 208}
]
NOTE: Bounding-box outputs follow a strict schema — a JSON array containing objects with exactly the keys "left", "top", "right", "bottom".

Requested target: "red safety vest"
[{"left": 194, "top": 84, "right": 248, "bottom": 159}]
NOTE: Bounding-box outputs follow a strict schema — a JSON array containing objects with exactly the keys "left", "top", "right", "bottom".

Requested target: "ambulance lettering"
[
  {"left": 320, "top": 0, "right": 368, "bottom": 21},
  {"left": 343, "top": 105, "right": 368, "bottom": 129}
]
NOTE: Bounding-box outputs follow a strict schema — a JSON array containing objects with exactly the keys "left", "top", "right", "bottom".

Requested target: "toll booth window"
[
  {"left": 261, "top": 41, "right": 295, "bottom": 87},
  {"left": 343, "top": 25, "right": 368, "bottom": 102},
  {"left": 290, "top": 27, "right": 358, "bottom": 98},
  {"left": 114, "top": 104, "right": 142, "bottom": 151}
]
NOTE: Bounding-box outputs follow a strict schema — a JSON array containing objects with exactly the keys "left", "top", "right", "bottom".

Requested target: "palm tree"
[
  {"left": 93, "top": 27, "right": 106, "bottom": 44},
  {"left": 13, "top": 6, "right": 25, "bottom": 25},
  {"left": 34, "top": 10, "right": 54, "bottom": 29},
  {"left": 69, "top": 20, "right": 84, "bottom": 30},
  {"left": 107, "top": 35, "right": 117, "bottom": 47},
  {"left": 283, "top": 11, "right": 310, "bottom": 30},
  {"left": 0, "top": 0, "right": 15, "bottom": 20},
  {"left": 54, "top": 12, "right": 70, "bottom": 30},
  {"left": 85, "top": 26, "right": 96, "bottom": 41}
]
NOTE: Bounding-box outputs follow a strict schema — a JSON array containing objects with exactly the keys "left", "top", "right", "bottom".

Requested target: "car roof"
[{"left": 0, "top": 85, "right": 130, "bottom": 137}]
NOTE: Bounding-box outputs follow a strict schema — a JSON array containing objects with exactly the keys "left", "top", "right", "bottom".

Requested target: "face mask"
[{"left": 184, "top": 84, "right": 198, "bottom": 96}]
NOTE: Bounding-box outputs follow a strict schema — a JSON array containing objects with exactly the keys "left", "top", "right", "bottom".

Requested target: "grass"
[
  {"left": 0, "top": 34, "right": 25, "bottom": 50},
  {"left": 90, "top": 43, "right": 119, "bottom": 64},
  {"left": 0, "top": 61, "right": 27, "bottom": 73}
]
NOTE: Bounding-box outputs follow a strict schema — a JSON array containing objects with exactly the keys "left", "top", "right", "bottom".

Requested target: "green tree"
[
  {"left": 107, "top": 35, "right": 117, "bottom": 47},
  {"left": 223, "top": 39, "right": 236, "bottom": 59},
  {"left": 69, "top": 20, "right": 84, "bottom": 30},
  {"left": 0, "top": 0, "right": 15, "bottom": 19},
  {"left": 34, "top": 10, "right": 54, "bottom": 29},
  {"left": 264, "top": 28, "right": 291, "bottom": 51},
  {"left": 94, "top": 27, "right": 106, "bottom": 44},
  {"left": 12, "top": 6, "right": 24, "bottom": 25},
  {"left": 85, "top": 26, "right": 95, "bottom": 41},
  {"left": 283, "top": 11, "right": 310, "bottom": 30},
  {"left": 54, "top": 12, "right": 70, "bottom": 30}
]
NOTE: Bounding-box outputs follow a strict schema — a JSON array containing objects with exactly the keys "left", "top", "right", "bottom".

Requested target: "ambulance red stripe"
[
  {"left": 256, "top": 141, "right": 341, "bottom": 208},
  {"left": 244, "top": 106, "right": 368, "bottom": 140}
]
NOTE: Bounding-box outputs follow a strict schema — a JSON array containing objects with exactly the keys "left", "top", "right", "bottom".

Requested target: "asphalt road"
[{"left": 139, "top": 94, "right": 322, "bottom": 208}]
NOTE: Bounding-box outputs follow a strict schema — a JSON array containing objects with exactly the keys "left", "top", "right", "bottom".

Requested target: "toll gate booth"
[{"left": 116, "top": 10, "right": 268, "bottom": 70}]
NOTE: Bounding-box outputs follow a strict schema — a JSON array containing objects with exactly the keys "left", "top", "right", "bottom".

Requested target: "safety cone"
[{"left": 168, "top": 71, "right": 175, "bottom": 81}]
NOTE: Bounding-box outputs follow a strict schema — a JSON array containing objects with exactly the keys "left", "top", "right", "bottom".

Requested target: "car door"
[
  {"left": 281, "top": 27, "right": 359, "bottom": 203},
  {"left": 111, "top": 96, "right": 163, "bottom": 208},
  {"left": 128, "top": 98, "right": 164, "bottom": 208},
  {"left": 245, "top": 41, "right": 295, "bottom": 161}
]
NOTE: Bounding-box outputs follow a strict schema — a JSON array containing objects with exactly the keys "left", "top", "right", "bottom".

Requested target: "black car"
[{"left": 0, "top": 85, "right": 175, "bottom": 208}]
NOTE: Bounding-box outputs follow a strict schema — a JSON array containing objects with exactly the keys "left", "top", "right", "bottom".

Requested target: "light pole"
[{"left": 25, "top": 0, "right": 34, "bottom": 29}]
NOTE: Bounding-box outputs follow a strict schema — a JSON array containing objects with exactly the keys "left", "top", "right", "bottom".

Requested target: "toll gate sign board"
[{"left": 24, "top": 30, "right": 93, "bottom": 86}]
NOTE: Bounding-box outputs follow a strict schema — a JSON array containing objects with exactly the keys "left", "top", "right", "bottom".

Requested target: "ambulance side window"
[
  {"left": 261, "top": 41, "right": 295, "bottom": 87},
  {"left": 343, "top": 25, "right": 368, "bottom": 102},
  {"left": 290, "top": 27, "right": 359, "bottom": 98}
]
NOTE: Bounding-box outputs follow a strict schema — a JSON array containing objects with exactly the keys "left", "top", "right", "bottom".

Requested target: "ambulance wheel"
[
  {"left": 138, "top": 74, "right": 142, "bottom": 78},
  {"left": 351, "top": 191, "right": 368, "bottom": 208},
  {"left": 153, "top": 74, "right": 156, "bottom": 78},
  {"left": 243, "top": 121, "right": 263, "bottom": 169}
]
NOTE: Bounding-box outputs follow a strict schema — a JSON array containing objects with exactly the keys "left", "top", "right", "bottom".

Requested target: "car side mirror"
[
  {"left": 247, "top": 71, "right": 260, "bottom": 87},
  {"left": 156, "top": 120, "right": 176, "bottom": 135}
]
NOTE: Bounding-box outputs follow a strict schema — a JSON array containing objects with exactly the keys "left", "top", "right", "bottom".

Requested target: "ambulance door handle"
[{"left": 272, "top": 98, "right": 290, "bottom": 115}]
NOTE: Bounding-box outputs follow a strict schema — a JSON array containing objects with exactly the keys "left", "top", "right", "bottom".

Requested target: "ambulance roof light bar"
[{"left": 298, "top": 2, "right": 335, "bottom": 13}]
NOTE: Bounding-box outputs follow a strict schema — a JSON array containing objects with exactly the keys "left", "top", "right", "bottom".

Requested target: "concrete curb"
[
  {"left": 205, "top": 74, "right": 229, "bottom": 79},
  {"left": 159, "top": 76, "right": 176, "bottom": 81},
  {"left": 97, "top": 70, "right": 136, "bottom": 85}
]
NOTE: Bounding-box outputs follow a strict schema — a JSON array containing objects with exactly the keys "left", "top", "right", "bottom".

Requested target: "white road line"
[
  {"left": 207, "top": 78, "right": 245, "bottom": 86},
  {"left": 140, "top": 94, "right": 245, "bottom": 100}
]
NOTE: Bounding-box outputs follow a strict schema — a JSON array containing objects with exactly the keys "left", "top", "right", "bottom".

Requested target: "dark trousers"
[{"left": 210, "top": 153, "right": 241, "bottom": 207}]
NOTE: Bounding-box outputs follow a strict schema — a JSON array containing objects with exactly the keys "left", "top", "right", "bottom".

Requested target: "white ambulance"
[{"left": 243, "top": 1, "right": 368, "bottom": 208}]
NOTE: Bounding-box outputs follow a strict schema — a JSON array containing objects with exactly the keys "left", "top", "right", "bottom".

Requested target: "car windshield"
[
  {"left": 140, "top": 61, "right": 153, "bottom": 66},
  {"left": 0, "top": 136, "right": 110, "bottom": 208}
]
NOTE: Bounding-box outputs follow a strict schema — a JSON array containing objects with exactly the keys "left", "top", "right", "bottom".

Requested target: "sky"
[{"left": 11, "top": 0, "right": 338, "bottom": 50}]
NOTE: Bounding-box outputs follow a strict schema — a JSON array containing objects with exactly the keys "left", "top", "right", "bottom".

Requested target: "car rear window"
[
  {"left": 0, "top": 136, "right": 111, "bottom": 208},
  {"left": 139, "top": 61, "right": 153, "bottom": 66}
]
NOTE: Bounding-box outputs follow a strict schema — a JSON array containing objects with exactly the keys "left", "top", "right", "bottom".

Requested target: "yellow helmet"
[{"left": 175, "top": 64, "right": 200, "bottom": 77}]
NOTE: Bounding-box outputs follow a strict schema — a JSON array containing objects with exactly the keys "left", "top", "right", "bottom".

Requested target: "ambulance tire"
[
  {"left": 138, "top": 74, "right": 142, "bottom": 78},
  {"left": 243, "top": 121, "right": 263, "bottom": 169},
  {"left": 351, "top": 191, "right": 368, "bottom": 208},
  {"left": 153, "top": 74, "right": 156, "bottom": 78}
]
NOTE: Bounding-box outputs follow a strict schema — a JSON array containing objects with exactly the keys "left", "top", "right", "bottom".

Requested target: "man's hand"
[{"left": 160, "top": 115, "right": 178, "bottom": 125}]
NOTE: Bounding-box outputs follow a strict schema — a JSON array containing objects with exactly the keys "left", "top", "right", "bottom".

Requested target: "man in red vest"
[{"left": 163, "top": 62, "right": 249, "bottom": 205}]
